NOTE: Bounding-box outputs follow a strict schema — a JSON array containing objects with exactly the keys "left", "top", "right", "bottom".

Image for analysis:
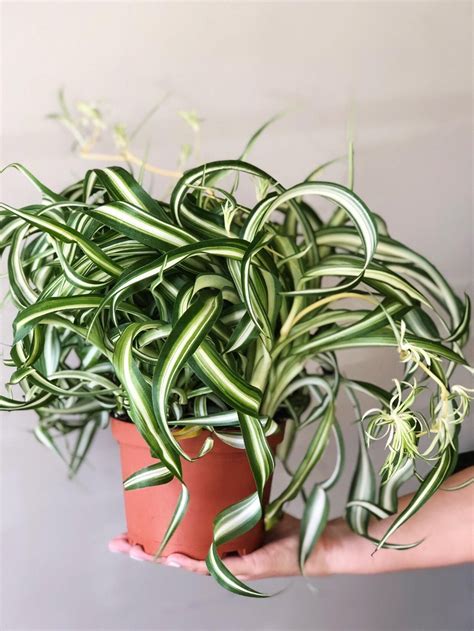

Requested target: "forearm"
[{"left": 315, "top": 466, "right": 474, "bottom": 576}]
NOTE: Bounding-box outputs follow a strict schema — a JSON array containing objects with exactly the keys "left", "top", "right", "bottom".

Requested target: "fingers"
[
  {"left": 162, "top": 554, "right": 209, "bottom": 575},
  {"left": 161, "top": 545, "right": 292, "bottom": 581},
  {"left": 107, "top": 533, "right": 299, "bottom": 581},
  {"left": 108, "top": 533, "right": 132, "bottom": 554},
  {"left": 158, "top": 551, "right": 258, "bottom": 580},
  {"left": 107, "top": 535, "right": 208, "bottom": 572},
  {"left": 129, "top": 545, "right": 154, "bottom": 562},
  {"left": 221, "top": 553, "right": 258, "bottom": 581},
  {"left": 223, "top": 547, "right": 285, "bottom": 580},
  {"left": 108, "top": 534, "right": 154, "bottom": 562}
]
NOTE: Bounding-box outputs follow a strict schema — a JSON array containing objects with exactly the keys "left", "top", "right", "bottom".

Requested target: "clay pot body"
[{"left": 111, "top": 418, "right": 281, "bottom": 560}]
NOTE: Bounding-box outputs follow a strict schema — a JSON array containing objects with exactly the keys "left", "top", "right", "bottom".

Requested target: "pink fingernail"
[
  {"left": 165, "top": 559, "right": 181, "bottom": 568},
  {"left": 130, "top": 554, "right": 145, "bottom": 562},
  {"left": 129, "top": 545, "right": 149, "bottom": 561},
  {"left": 108, "top": 539, "right": 131, "bottom": 554},
  {"left": 129, "top": 549, "right": 145, "bottom": 562}
]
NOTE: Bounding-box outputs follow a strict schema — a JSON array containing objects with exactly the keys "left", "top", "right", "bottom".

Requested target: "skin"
[{"left": 109, "top": 466, "right": 474, "bottom": 580}]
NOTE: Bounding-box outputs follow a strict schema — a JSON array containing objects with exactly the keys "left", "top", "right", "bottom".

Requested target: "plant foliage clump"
[{"left": 0, "top": 152, "right": 471, "bottom": 596}]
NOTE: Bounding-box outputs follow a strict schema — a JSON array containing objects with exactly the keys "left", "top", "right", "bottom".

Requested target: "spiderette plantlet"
[{"left": 364, "top": 380, "right": 428, "bottom": 481}]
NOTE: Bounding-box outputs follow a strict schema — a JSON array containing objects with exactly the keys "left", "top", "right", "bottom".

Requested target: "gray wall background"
[{"left": 0, "top": 1, "right": 472, "bottom": 630}]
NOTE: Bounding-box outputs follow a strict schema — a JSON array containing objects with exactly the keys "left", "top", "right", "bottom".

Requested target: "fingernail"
[
  {"left": 130, "top": 554, "right": 145, "bottom": 562},
  {"left": 165, "top": 558, "right": 181, "bottom": 568},
  {"left": 108, "top": 543, "right": 122, "bottom": 554},
  {"left": 108, "top": 539, "right": 130, "bottom": 554},
  {"left": 129, "top": 545, "right": 148, "bottom": 561}
]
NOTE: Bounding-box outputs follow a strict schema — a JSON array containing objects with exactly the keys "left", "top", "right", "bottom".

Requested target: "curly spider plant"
[{"left": 0, "top": 158, "right": 471, "bottom": 597}]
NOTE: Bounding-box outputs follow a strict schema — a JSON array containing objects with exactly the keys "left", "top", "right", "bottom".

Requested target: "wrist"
[
  {"left": 305, "top": 517, "right": 349, "bottom": 577},
  {"left": 307, "top": 517, "right": 361, "bottom": 577}
]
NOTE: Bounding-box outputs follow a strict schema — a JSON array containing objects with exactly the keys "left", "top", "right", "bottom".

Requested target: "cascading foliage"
[{"left": 0, "top": 158, "right": 471, "bottom": 597}]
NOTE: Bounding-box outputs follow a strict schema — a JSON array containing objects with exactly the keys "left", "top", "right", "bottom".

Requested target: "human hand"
[
  {"left": 108, "top": 513, "right": 331, "bottom": 580},
  {"left": 109, "top": 467, "right": 474, "bottom": 579}
]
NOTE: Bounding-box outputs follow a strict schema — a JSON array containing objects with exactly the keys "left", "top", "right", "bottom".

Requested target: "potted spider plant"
[{"left": 0, "top": 155, "right": 471, "bottom": 597}]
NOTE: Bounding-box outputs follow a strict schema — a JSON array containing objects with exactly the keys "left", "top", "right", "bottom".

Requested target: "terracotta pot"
[{"left": 111, "top": 417, "right": 282, "bottom": 560}]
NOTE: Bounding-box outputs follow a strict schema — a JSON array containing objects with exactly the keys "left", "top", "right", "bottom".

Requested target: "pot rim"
[{"left": 110, "top": 416, "right": 283, "bottom": 454}]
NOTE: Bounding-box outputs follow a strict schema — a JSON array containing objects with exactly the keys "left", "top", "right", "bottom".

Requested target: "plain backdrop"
[{"left": 0, "top": 1, "right": 472, "bottom": 630}]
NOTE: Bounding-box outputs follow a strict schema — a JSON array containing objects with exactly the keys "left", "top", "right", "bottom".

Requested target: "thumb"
[
  {"left": 223, "top": 543, "right": 299, "bottom": 580},
  {"left": 161, "top": 549, "right": 268, "bottom": 580},
  {"left": 161, "top": 545, "right": 285, "bottom": 580}
]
